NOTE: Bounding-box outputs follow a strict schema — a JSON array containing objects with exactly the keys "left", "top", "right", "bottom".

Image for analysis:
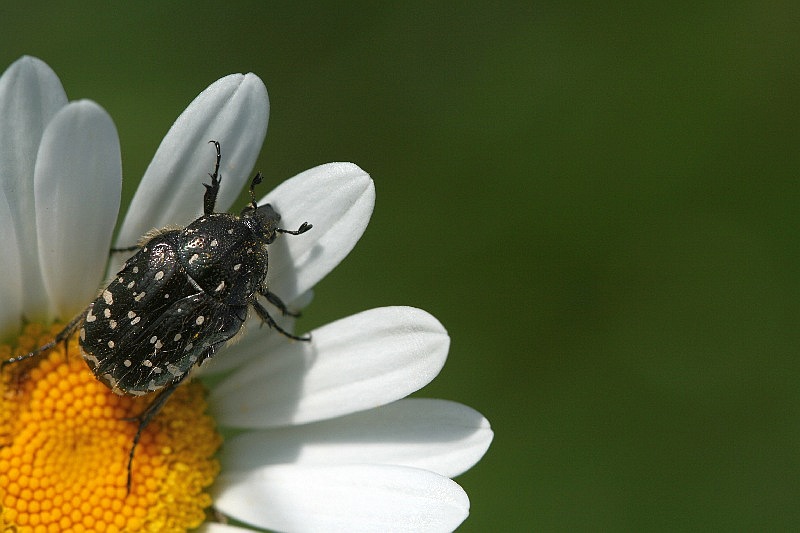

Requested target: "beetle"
[{"left": 3, "top": 141, "right": 312, "bottom": 492}]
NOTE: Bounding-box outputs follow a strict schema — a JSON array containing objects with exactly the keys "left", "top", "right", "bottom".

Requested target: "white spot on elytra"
[
  {"left": 109, "top": 320, "right": 117, "bottom": 329},
  {"left": 128, "top": 311, "right": 136, "bottom": 319},
  {"left": 132, "top": 266, "right": 139, "bottom": 273},
  {"left": 135, "top": 292, "right": 146, "bottom": 302},
  {"left": 143, "top": 359, "right": 153, "bottom": 367},
  {"left": 127, "top": 281, "right": 135, "bottom": 289},
  {"left": 185, "top": 343, "right": 194, "bottom": 351},
  {"left": 124, "top": 359, "right": 132, "bottom": 367},
  {"left": 79, "top": 328, "right": 86, "bottom": 340},
  {"left": 173, "top": 333, "right": 182, "bottom": 342},
  {"left": 102, "top": 290, "right": 113, "bottom": 305},
  {"left": 215, "top": 281, "right": 225, "bottom": 292},
  {"left": 107, "top": 340, "right": 115, "bottom": 348},
  {"left": 131, "top": 316, "right": 141, "bottom": 325},
  {"left": 196, "top": 316, "right": 205, "bottom": 325},
  {"left": 150, "top": 336, "right": 158, "bottom": 344},
  {"left": 155, "top": 340, "right": 163, "bottom": 350},
  {"left": 86, "top": 309, "right": 96, "bottom": 322},
  {"left": 190, "top": 253, "right": 200, "bottom": 263},
  {"left": 103, "top": 308, "right": 111, "bottom": 318},
  {"left": 233, "top": 264, "right": 241, "bottom": 271},
  {"left": 210, "top": 239, "right": 218, "bottom": 247},
  {"left": 155, "top": 270, "right": 164, "bottom": 281}
]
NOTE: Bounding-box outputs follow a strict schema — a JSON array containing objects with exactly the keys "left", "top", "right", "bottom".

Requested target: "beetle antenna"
[{"left": 277, "top": 222, "right": 312, "bottom": 235}]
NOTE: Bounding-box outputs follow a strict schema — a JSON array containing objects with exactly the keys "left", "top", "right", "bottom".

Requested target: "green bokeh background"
[{"left": 3, "top": 2, "right": 799, "bottom": 530}]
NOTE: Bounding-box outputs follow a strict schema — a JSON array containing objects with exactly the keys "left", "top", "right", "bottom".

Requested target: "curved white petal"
[
  {"left": 221, "top": 398, "right": 494, "bottom": 479},
  {"left": 214, "top": 464, "right": 470, "bottom": 533},
  {"left": 0, "top": 191, "right": 22, "bottom": 337},
  {"left": 210, "top": 307, "right": 448, "bottom": 428},
  {"left": 262, "top": 163, "right": 374, "bottom": 302},
  {"left": 116, "top": 73, "right": 269, "bottom": 249},
  {"left": 35, "top": 100, "right": 121, "bottom": 318},
  {"left": 0, "top": 56, "right": 68, "bottom": 321}
]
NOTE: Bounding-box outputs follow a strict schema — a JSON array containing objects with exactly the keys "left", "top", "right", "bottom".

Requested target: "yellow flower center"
[{"left": 0, "top": 323, "right": 222, "bottom": 533}]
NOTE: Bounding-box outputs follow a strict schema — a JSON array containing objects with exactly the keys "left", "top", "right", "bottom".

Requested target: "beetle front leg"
[{"left": 203, "top": 140, "right": 222, "bottom": 215}]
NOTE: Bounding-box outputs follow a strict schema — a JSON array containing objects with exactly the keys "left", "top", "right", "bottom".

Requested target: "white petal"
[
  {"left": 0, "top": 56, "right": 68, "bottom": 321},
  {"left": 210, "top": 307, "right": 448, "bottom": 428},
  {"left": 221, "top": 398, "right": 493, "bottom": 479},
  {"left": 214, "top": 464, "right": 469, "bottom": 533},
  {"left": 116, "top": 73, "right": 268, "bottom": 248},
  {"left": 196, "top": 524, "right": 257, "bottom": 533},
  {"left": 262, "top": 163, "right": 374, "bottom": 301},
  {"left": 35, "top": 100, "right": 121, "bottom": 318},
  {"left": 0, "top": 190, "right": 22, "bottom": 337}
]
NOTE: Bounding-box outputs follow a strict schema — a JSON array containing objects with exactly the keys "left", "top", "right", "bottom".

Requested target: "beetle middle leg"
[
  {"left": 260, "top": 288, "right": 302, "bottom": 318},
  {"left": 251, "top": 298, "right": 310, "bottom": 341},
  {"left": 109, "top": 244, "right": 140, "bottom": 254}
]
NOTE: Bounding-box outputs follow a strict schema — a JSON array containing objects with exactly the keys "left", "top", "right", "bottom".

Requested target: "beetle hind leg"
[
  {"left": 2, "top": 309, "right": 86, "bottom": 368},
  {"left": 122, "top": 381, "right": 182, "bottom": 494}
]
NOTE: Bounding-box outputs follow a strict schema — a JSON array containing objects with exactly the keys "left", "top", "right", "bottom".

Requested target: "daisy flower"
[{"left": 0, "top": 56, "right": 493, "bottom": 533}]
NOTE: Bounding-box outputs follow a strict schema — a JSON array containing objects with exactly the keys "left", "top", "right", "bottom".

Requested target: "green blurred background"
[{"left": 3, "top": 1, "right": 799, "bottom": 530}]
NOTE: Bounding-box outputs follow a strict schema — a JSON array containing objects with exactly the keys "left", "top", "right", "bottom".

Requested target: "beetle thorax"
[{"left": 178, "top": 213, "right": 269, "bottom": 304}]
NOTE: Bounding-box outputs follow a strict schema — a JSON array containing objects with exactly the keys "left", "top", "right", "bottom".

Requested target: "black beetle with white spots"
[{"left": 3, "top": 141, "right": 312, "bottom": 492}]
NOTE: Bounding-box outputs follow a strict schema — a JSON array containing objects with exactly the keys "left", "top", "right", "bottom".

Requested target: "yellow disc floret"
[{"left": 0, "top": 323, "right": 221, "bottom": 533}]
